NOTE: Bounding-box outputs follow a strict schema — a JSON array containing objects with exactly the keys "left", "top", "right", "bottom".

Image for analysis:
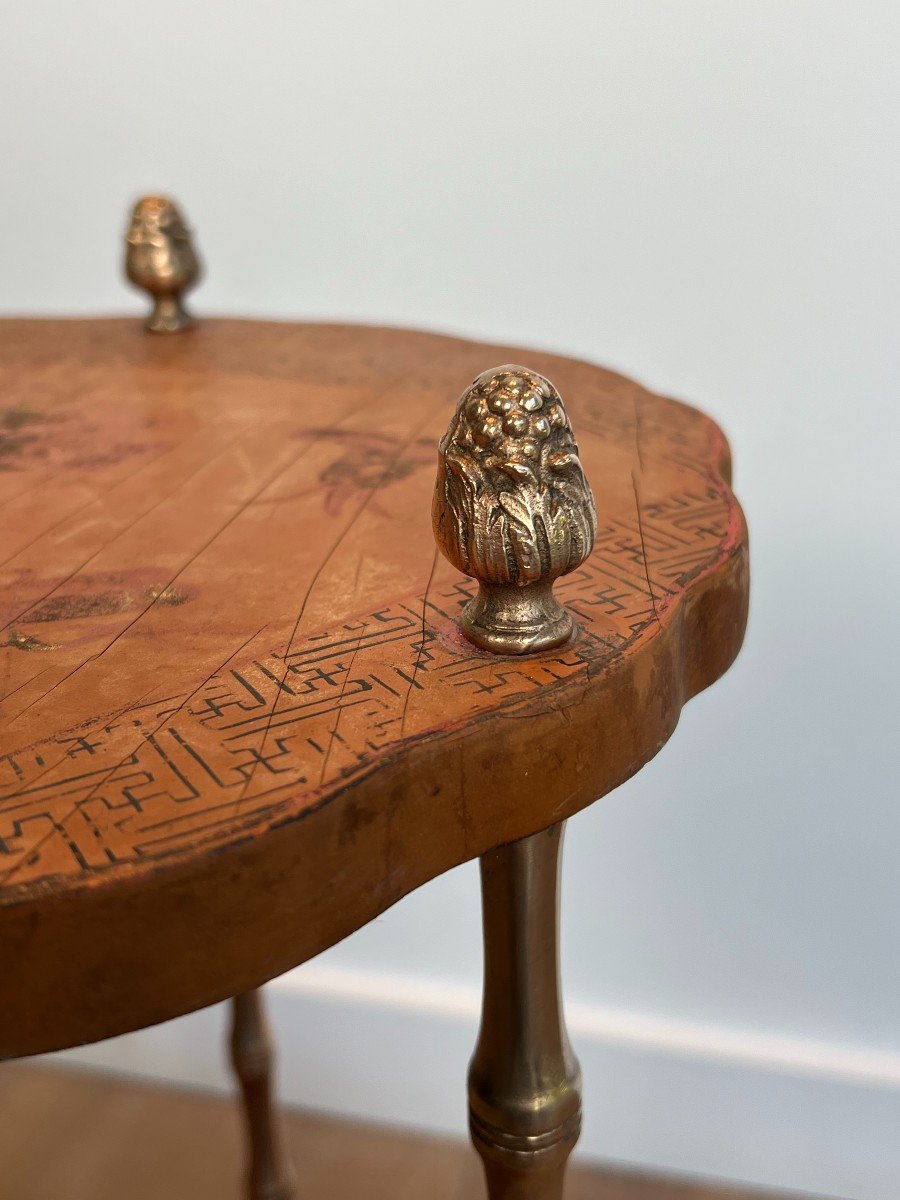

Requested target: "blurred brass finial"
[
  {"left": 433, "top": 365, "right": 597, "bottom": 655},
  {"left": 125, "top": 195, "right": 201, "bottom": 333}
]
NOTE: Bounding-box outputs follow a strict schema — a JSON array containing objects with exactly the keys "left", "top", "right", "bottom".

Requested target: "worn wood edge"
[{"left": 1, "top": 510, "right": 748, "bottom": 1057}]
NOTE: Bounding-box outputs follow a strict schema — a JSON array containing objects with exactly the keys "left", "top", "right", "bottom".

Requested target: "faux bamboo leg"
[
  {"left": 469, "top": 822, "right": 582, "bottom": 1199},
  {"left": 229, "top": 990, "right": 295, "bottom": 1200}
]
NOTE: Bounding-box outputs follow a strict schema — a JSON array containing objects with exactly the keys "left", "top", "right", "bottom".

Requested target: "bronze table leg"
[
  {"left": 469, "top": 822, "right": 582, "bottom": 1199},
  {"left": 229, "top": 990, "right": 295, "bottom": 1200}
]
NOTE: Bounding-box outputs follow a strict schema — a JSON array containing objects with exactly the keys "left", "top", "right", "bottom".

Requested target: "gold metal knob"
[
  {"left": 433, "top": 365, "right": 597, "bottom": 654},
  {"left": 124, "top": 195, "right": 201, "bottom": 333}
]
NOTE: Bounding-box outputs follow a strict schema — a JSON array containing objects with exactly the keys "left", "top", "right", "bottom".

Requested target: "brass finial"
[
  {"left": 433, "top": 365, "right": 597, "bottom": 654},
  {"left": 125, "top": 195, "right": 201, "bottom": 333}
]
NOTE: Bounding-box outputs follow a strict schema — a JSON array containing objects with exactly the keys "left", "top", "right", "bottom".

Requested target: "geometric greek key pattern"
[{"left": 0, "top": 487, "right": 730, "bottom": 888}]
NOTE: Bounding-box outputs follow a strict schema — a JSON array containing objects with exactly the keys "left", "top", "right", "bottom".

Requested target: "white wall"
[{"left": 3, "top": 4, "right": 898, "bottom": 1198}]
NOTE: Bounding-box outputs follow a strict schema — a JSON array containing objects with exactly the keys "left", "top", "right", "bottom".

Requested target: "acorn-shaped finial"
[
  {"left": 125, "top": 195, "right": 201, "bottom": 333},
  {"left": 433, "top": 365, "right": 597, "bottom": 654}
]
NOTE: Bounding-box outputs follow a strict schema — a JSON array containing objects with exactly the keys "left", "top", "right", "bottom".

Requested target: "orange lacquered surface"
[{"left": 0, "top": 319, "right": 743, "bottom": 901}]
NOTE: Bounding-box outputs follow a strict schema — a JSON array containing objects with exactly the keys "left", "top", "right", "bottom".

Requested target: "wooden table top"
[{"left": 0, "top": 319, "right": 748, "bottom": 1056}]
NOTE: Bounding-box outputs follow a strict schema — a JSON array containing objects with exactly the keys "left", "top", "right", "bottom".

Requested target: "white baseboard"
[{"left": 50, "top": 963, "right": 900, "bottom": 1200}]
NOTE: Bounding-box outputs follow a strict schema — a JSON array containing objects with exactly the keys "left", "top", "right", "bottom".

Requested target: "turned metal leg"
[
  {"left": 229, "top": 990, "right": 295, "bottom": 1200},
  {"left": 469, "top": 822, "right": 582, "bottom": 1199}
]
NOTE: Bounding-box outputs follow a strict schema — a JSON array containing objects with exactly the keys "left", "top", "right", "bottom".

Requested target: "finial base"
[
  {"left": 461, "top": 580, "right": 575, "bottom": 655},
  {"left": 146, "top": 294, "right": 195, "bottom": 334}
]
